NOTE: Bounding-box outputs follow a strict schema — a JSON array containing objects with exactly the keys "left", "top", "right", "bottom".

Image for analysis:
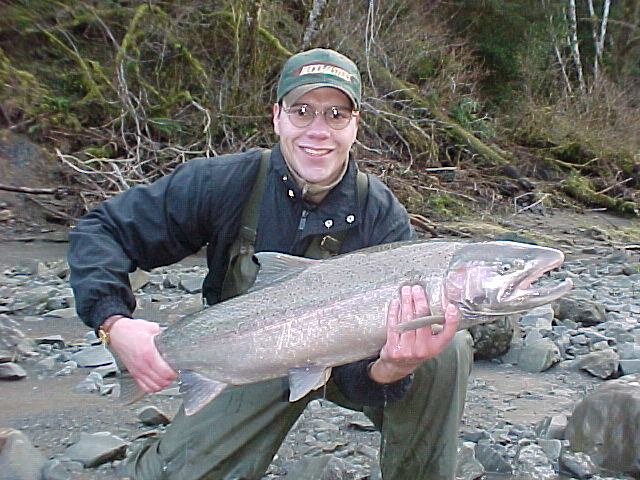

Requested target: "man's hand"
[
  {"left": 104, "top": 315, "right": 178, "bottom": 393},
  {"left": 368, "top": 285, "right": 459, "bottom": 384}
]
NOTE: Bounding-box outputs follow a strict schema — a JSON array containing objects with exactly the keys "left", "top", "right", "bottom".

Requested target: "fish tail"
[
  {"left": 109, "top": 351, "right": 146, "bottom": 406},
  {"left": 119, "top": 371, "right": 146, "bottom": 405}
]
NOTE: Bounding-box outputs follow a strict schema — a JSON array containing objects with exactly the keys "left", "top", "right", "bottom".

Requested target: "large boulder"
[
  {"left": 469, "top": 316, "right": 514, "bottom": 360},
  {"left": 556, "top": 297, "right": 606, "bottom": 326},
  {"left": 565, "top": 373, "right": 640, "bottom": 477},
  {"left": 0, "top": 131, "right": 63, "bottom": 232},
  {"left": 0, "top": 428, "right": 47, "bottom": 480}
]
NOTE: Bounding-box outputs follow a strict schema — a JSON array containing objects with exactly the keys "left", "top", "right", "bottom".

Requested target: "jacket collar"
[{"left": 271, "top": 143, "right": 361, "bottom": 236}]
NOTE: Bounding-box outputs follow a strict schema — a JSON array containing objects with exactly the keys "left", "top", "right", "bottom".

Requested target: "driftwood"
[{"left": 0, "top": 183, "right": 75, "bottom": 196}]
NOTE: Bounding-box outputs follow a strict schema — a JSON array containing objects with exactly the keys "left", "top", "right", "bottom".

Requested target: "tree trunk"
[
  {"left": 586, "top": 0, "right": 611, "bottom": 85},
  {"left": 543, "top": 0, "right": 572, "bottom": 93},
  {"left": 248, "top": 0, "right": 263, "bottom": 72},
  {"left": 567, "top": 0, "right": 586, "bottom": 92},
  {"left": 302, "top": 0, "right": 328, "bottom": 49}
]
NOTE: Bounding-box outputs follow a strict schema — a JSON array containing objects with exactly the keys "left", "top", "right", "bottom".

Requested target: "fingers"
[
  {"left": 384, "top": 284, "right": 458, "bottom": 361},
  {"left": 109, "top": 318, "right": 178, "bottom": 393},
  {"left": 397, "top": 285, "right": 416, "bottom": 351},
  {"left": 439, "top": 303, "right": 460, "bottom": 343},
  {"left": 410, "top": 284, "right": 438, "bottom": 350},
  {"left": 410, "top": 285, "right": 429, "bottom": 317},
  {"left": 132, "top": 341, "right": 176, "bottom": 392},
  {"left": 376, "top": 285, "right": 461, "bottom": 383},
  {"left": 146, "top": 336, "right": 178, "bottom": 387},
  {"left": 385, "top": 298, "right": 401, "bottom": 350}
]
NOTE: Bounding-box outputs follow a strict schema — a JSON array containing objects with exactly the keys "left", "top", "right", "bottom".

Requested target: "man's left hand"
[{"left": 368, "top": 285, "right": 459, "bottom": 384}]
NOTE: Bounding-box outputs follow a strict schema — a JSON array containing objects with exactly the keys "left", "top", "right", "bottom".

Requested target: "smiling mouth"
[{"left": 302, "top": 147, "right": 332, "bottom": 155}]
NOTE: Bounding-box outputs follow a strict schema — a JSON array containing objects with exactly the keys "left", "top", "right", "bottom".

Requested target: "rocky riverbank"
[{"left": 1, "top": 210, "right": 639, "bottom": 480}]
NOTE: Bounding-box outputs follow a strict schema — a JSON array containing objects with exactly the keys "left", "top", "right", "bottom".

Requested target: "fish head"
[{"left": 445, "top": 241, "right": 572, "bottom": 316}]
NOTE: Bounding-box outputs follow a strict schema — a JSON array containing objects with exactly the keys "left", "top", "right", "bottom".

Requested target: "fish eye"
[{"left": 498, "top": 263, "right": 512, "bottom": 275}]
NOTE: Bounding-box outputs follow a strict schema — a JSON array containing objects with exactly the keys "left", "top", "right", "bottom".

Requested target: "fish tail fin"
[
  {"left": 118, "top": 371, "right": 147, "bottom": 405},
  {"left": 178, "top": 370, "right": 228, "bottom": 416},
  {"left": 107, "top": 350, "right": 146, "bottom": 406}
]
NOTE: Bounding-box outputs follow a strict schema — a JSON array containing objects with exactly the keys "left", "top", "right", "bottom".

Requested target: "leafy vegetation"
[{"left": 0, "top": 0, "right": 638, "bottom": 220}]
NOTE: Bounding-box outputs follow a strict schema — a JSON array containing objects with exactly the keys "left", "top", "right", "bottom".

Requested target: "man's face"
[{"left": 273, "top": 87, "right": 359, "bottom": 186}]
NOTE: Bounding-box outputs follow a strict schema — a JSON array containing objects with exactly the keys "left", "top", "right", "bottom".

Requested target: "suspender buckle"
[{"left": 319, "top": 235, "right": 341, "bottom": 254}]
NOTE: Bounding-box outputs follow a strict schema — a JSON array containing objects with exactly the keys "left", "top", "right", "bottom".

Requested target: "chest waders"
[
  {"left": 126, "top": 149, "right": 473, "bottom": 480},
  {"left": 219, "top": 148, "right": 369, "bottom": 301}
]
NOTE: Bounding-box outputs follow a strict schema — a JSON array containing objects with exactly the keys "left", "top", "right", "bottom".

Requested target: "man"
[{"left": 68, "top": 48, "right": 473, "bottom": 479}]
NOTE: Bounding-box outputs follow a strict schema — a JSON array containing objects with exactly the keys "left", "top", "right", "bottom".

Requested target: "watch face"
[{"left": 98, "top": 328, "right": 110, "bottom": 345}]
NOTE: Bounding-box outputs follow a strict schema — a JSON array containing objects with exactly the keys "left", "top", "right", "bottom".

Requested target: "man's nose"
[{"left": 305, "top": 112, "right": 331, "bottom": 136}]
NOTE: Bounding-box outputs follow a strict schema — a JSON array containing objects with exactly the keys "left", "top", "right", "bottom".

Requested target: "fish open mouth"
[
  {"left": 498, "top": 256, "right": 573, "bottom": 311},
  {"left": 506, "top": 277, "right": 573, "bottom": 305},
  {"left": 446, "top": 241, "right": 575, "bottom": 317}
]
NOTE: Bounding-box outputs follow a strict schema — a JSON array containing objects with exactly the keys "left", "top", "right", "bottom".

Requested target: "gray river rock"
[
  {"left": 566, "top": 374, "right": 640, "bottom": 477},
  {"left": 0, "top": 428, "right": 47, "bottom": 480},
  {"left": 0, "top": 213, "right": 639, "bottom": 480},
  {"left": 0, "top": 362, "right": 27, "bottom": 380},
  {"left": 63, "top": 432, "right": 128, "bottom": 468}
]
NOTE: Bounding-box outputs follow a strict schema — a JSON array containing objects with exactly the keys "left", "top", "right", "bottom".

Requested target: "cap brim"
[{"left": 282, "top": 84, "right": 357, "bottom": 110}]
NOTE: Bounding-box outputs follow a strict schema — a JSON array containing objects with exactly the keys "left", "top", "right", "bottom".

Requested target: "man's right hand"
[{"left": 103, "top": 315, "right": 178, "bottom": 393}]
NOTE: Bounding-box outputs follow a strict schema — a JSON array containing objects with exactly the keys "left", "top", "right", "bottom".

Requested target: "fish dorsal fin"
[
  {"left": 288, "top": 365, "right": 332, "bottom": 402},
  {"left": 251, "top": 252, "right": 318, "bottom": 291},
  {"left": 178, "top": 369, "right": 228, "bottom": 416}
]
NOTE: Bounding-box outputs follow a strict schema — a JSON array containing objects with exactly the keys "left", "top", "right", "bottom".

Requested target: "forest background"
[{"left": 0, "top": 0, "right": 639, "bottom": 225}]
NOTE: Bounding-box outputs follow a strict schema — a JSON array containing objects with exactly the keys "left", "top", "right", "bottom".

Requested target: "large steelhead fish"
[{"left": 151, "top": 240, "right": 572, "bottom": 415}]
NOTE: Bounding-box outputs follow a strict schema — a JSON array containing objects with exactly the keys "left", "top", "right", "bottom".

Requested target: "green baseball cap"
[{"left": 277, "top": 48, "right": 361, "bottom": 110}]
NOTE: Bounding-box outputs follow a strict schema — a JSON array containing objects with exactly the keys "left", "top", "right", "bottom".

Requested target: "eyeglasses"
[{"left": 282, "top": 104, "right": 358, "bottom": 130}]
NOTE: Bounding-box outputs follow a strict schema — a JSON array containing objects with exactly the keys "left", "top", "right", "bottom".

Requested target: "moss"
[
  {"left": 83, "top": 144, "right": 116, "bottom": 159},
  {"left": 426, "top": 192, "right": 469, "bottom": 218},
  {"left": 561, "top": 174, "right": 638, "bottom": 215},
  {"left": 449, "top": 97, "right": 496, "bottom": 140},
  {"left": 548, "top": 142, "right": 590, "bottom": 165}
]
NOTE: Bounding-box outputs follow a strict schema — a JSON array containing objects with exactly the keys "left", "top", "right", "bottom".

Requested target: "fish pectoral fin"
[
  {"left": 178, "top": 370, "right": 228, "bottom": 416},
  {"left": 288, "top": 365, "right": 332, "bottom": 402},
  {"left": 392, "top": 315, "right": 445, "bottom": 333},
  {"left": 251, "top": 252, "right": 318, "bottom": 291}
]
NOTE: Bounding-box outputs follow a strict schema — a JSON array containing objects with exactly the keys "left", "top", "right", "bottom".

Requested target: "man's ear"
[
  {"left": 272, "top": 103, "right": 281, "bottom": 135},
  {"left": 351, "top": 112, "right": 360, "bottom": 143}
]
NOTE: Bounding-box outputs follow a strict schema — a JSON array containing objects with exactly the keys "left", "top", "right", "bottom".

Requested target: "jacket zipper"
[
  {"left": 297, "top": 209, "right": 309, "bottom": 231},
  {"left": 289, "top": 209, "right": 310, "bottom": 253}
]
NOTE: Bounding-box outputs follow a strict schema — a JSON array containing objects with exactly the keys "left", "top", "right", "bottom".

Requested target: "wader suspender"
[{"left": 220, "top": 148, "right": 369, "bottom": 301}]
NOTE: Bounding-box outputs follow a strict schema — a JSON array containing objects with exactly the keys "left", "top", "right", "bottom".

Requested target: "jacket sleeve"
[
  {"left": 68, "top": 155, "right": 257, "bottom": 330},
  {"left": 331, "top": 174, "right": 417, "bottom": 406},
  {"left": 331, "top": 358, "right": 413, "bottom": 406}
]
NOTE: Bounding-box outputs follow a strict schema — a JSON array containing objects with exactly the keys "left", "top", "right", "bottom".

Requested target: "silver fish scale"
[{"left": 157, "top": 241, "right": 463, "bottom": 385}]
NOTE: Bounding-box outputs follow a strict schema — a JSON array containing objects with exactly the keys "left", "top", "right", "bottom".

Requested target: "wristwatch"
[
  {"left": 97, "top": 315, "right": 126, "bottom": 345},
  {"left": 97, "top": 326, "right": 110, "bottom": 345}
]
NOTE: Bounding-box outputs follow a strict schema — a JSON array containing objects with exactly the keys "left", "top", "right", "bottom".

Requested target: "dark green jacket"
[{"left": 68, "top": 143, "right": 416, "bottom": 405}]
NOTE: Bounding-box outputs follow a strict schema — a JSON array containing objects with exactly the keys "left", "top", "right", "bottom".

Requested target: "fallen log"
[{"left": 366, "top": 58, "right": 511, "bottom": 167}]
